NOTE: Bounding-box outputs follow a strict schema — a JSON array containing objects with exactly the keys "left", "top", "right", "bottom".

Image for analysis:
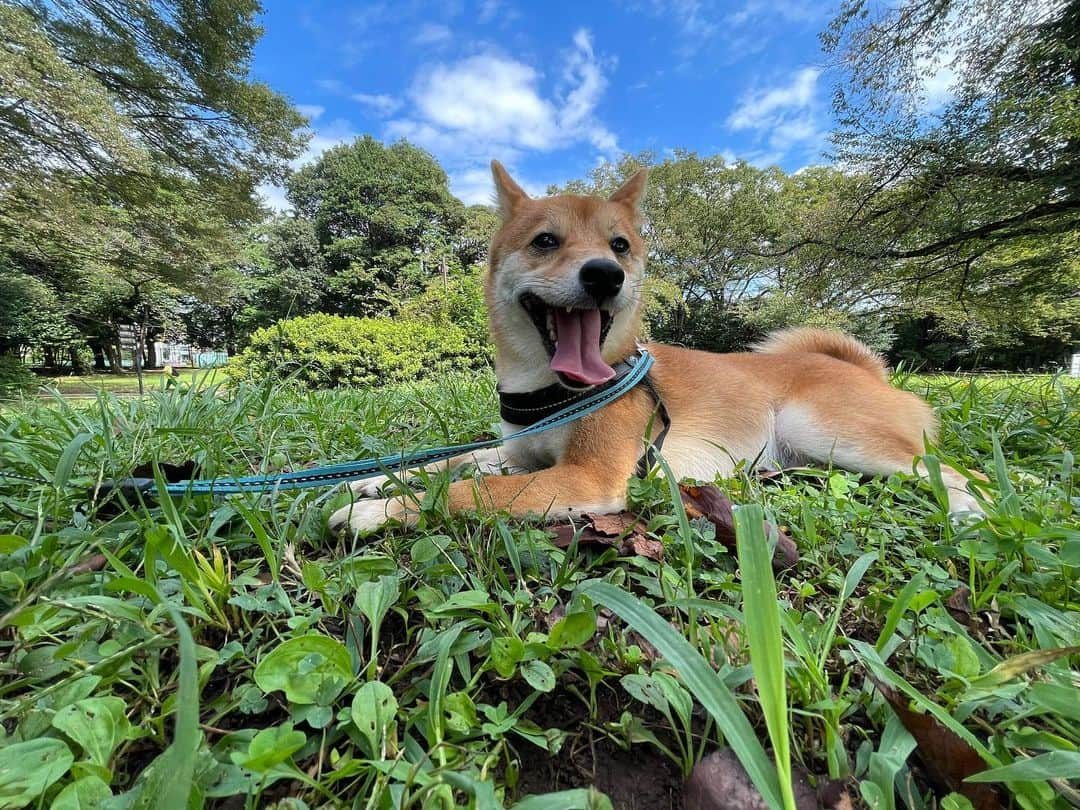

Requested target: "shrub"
[
  {"left": 0, "top": 355, "right": 37, "bottom": 399},
  {"left": 400, "top": 269, "right": 493, "bottom": 362},
  {"left": 226, "top": 314, "right": 484, "bottom": 388}
]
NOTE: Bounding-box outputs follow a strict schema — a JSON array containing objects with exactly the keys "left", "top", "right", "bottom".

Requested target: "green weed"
[{"left": 0, "top": 373, "right": 1076, "bottom": 807}]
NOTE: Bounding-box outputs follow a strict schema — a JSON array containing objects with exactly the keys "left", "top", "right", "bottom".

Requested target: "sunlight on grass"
[{"left": 0, "top": 372, "right": 1077, "bottom": 806}]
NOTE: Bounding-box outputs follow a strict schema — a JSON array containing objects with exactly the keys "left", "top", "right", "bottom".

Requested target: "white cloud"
[
  {"left": 726, "top": 67, "right": 827, "bottom": 162},
  {"left": 450, "top": 168, "right": 497, "bottom": 206},
  {"left": 725, "top": 0, "right": 822, "bottom": 27},
  {"left": 299, "top": 118, "right": 359, "bottom": 167},
  {"left": 918, "top": 61, "right": 957, "bottom": 110},
  {"left": 296, "top": 104, "right": 325, "bottom": 122},
  {"left": 727, "top": 67, "right": 820, "bottom": 130},
  {"left": 449, "top": 166, "right": 547, "bottom": 205},
  {"left": 408, "top": 56, "right": 555, "bottom": 148},
  {"left": 389, "top": 29, "right": 616, "bottom": 161},
  {"left": 478, "top": 0, "right": 501, "bottom": 22},
  {"left": 352, "top": 93, "right": 403, "bottom": 116},
  {"left": 258, "top": 183, "right": 292, "bottom": 214},
  {"left": 414, "top": 23, "right": 452, "bottom": 45},
  {"left": 561, "top": 30, "right": 618, "bottom": 152},
  {"left": 316, "top": 78, "right": 347, "bottom": 94}
]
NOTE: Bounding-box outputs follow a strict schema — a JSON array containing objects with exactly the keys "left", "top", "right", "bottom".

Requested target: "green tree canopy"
[
  {"left": 814, "top": 0, "right": 1079, "bottom": 341},
  {"left": 286, "top": 137, "right": 467, "bottom": 316}
]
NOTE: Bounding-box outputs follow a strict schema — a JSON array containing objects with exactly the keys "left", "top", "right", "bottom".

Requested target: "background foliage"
[{"left": 1, "top": 1, "right": 1077, "bottom": 379}]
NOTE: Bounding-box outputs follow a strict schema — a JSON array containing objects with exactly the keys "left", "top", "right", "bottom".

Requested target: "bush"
[
  {"left": 400, "top": 269, "right": 493, "bottom": 362},
  {"left": 0, "top": 355, "right": 37, "bottom": 399},
  {"left": 226, "top": 314, "right": 485, "bottom": 388}
]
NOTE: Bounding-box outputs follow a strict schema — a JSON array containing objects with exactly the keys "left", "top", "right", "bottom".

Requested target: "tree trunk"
[
  {"left": 106, "top": 342, "right": 122, "bottom": 371},
  {"left": 91, "top": 342, "right": 108, "bottom": 371}
]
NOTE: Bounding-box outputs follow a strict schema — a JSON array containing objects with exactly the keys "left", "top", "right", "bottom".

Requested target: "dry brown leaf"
[
  {"left": 548, "top": 512, "right": 663, "bottom": 560},
  {"left": 871, "top": 678, "right": 1002, "bottom": 810},
  {"left": 626, "top": 534, "right": 664, "bottom": 561},
  {"left": 68, "top": 554, "right": 108, "bottom": 575},
  {"left": 584, "top": 512, "right": 643, "bottom": 536},
  {"left": 679, "top": 483, "right": 799, "bottom": 568}
]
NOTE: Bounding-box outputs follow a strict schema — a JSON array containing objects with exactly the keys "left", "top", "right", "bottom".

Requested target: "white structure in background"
[
  {"left": 155, "top": 341, "right": 195, "bottom": 367},
  {"left": 1071, "top": 352, "right": 1080, "bottom": 378},
  {"left": 154, "top": 342, "right": 230, "bottom": 368}
]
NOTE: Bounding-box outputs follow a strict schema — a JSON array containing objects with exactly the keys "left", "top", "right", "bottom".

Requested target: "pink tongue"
[{"left": 550, "top": 308, "right": 615, "bottom": 385}]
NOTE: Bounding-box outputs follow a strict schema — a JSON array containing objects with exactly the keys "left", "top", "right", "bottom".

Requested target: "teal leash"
[{"left": 95, "top": 349, "right": 655, "bottom": 500}]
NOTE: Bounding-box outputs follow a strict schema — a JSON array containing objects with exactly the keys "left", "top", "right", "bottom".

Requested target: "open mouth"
[{"left": 520, "top": 293, "right": 616, "bottom": 388}]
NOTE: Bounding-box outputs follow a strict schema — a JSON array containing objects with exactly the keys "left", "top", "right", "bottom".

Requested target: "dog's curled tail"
[{"left": 753, "top": 327, "right": 889, "bottom": 380}]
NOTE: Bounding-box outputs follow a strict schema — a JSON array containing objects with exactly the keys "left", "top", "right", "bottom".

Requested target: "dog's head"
[{"left": 486, "top": 160, "right": 648, "bottom": 390}]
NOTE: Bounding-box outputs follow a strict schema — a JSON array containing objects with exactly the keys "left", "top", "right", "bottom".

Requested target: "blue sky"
[{"left": 251, "top": 0, "right": 844, "bottom": 209}]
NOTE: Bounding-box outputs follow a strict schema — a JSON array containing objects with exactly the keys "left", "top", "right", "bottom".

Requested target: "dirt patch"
[{"left": 511, "top": 687, "right": 685, "bottom": 808}]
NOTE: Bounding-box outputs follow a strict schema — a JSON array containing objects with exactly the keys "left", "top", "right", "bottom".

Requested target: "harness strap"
[{"left": 635, "top": 374, "right": 672, "bottom": 478}]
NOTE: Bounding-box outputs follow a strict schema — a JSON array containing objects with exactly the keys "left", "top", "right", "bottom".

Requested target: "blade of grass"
[
  {"left": 734, "top": 504, "right": 797, "bottom": 810},
  {"left": 579, "top": 579, "right": 784, "bottom": 809}
]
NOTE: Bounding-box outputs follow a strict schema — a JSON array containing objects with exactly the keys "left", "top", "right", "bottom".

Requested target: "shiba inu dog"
[{"left": 329, "top": 161, "right": 984, "bottom": 535}]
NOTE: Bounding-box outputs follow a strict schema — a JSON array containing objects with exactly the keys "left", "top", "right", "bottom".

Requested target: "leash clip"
[{"left": 94, "top": 478, "right": 158, "bottom": 507}]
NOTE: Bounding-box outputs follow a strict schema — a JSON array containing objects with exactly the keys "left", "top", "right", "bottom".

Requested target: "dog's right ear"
[{"left": 491, "top": 160, "right": 529, "bottom": 219}]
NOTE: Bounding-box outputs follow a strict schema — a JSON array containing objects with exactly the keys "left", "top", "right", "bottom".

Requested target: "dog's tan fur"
[{"left": 329, "top": 163, "right": 983, "bottom": 535}]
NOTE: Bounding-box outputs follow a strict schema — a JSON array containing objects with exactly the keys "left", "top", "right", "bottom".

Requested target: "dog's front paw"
[
  {"left": 350, "top": 475, "right": 389, "bottom": 499},
  {"left": 329, "top": 497, "right": 408, "bottom": 536},
  {"left": 946, "top": 487, "right": 985, "bottom": 521}
]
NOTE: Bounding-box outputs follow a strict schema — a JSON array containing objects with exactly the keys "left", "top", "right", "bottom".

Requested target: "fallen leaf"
[
  {"left": 816, "top": 780, "right": 854, "bottom": 810},
  {"left": 548, "top": 513, "right": 663, "bottom": 561},
  {"left": 945, "top": 585, "right": 973, "bottom": 623},
  {"left": 870, "top": 677, "right": 1002, "bottom": 810},
  {"left": 585, "top": 512, "right": 643, "bottom": 536},
  {"left": 679, "top": 484, "right": 799, "bottom": 569},
  {"left": 626, "top": 534, "right": 664, "bottom": 561}
]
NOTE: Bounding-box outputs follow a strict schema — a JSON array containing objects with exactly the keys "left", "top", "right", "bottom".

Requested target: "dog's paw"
[
  {"left": 349, "top": 475, "right": 390, "bottom": 499},
  {"left": 946, "top": 487, "right": 985, "bottom": 521},
  {"left": 329, "top": 497, "right": 406, "bottom": 536}
]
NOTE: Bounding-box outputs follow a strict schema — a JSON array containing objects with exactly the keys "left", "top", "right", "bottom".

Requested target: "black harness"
[{"left": 497, "top": 349, "right": 671, "bottom": 478}]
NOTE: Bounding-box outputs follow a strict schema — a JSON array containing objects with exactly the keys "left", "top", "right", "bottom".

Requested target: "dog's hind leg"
[{"left": 775, "top": 392, "right": 985, "bottom": 516}]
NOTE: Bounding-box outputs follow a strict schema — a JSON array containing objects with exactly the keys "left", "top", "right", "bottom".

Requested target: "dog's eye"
[
  {"left": 610, "top": 236, "right": 630, "bottom": 254},
  {"left": 531, "top": 232, "right": 560, "bottom": 251}
]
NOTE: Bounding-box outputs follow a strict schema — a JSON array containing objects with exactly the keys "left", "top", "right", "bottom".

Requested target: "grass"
[
  {"left": 0, "top": 371, "right": 1077, "bottom": 808},
  {"left": 42, "top": 367, "right": 223, "bottom": 396}
]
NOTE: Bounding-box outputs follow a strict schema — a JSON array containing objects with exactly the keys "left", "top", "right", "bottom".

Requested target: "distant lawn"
[{"left": 42, "top": 367, "right": 223, "bottom": 395}]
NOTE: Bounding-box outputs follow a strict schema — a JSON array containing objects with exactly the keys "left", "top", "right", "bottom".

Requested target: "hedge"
[{"left": 226, "top": 314, "right": 486, "bottom": 388}]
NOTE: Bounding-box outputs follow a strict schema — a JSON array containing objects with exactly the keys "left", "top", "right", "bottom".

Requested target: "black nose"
[{"left": 579, "top": 259, "right": 624, "bottom": 303}]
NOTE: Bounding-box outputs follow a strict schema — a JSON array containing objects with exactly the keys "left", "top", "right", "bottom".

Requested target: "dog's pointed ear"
[
  {"left": 609, "top": 168, "right": 649, "bottom": 209},
  {"left": 491, "top": 160, "right": 529, "bottom": 218}
]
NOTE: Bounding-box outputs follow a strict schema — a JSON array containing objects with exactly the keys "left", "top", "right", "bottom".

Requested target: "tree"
[
  {"left": 0, "top": 0, "right": 306, "bottom": 365},
  {"left": 816, "top": 0, "right": 1080, "bottom": 343},
  {"left": 287, "top": 137, "right": 466, "bottom": 316},
  {"left": 454, "top": 205, "right": 501, "bottom": 269},
  {"left": 1, "top": 2, "right": 304, "bottom": 213}
]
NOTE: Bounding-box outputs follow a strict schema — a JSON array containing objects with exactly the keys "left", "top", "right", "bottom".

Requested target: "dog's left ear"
[{"left": 609, "top": 168, "right": 648, "bottom": 209}]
